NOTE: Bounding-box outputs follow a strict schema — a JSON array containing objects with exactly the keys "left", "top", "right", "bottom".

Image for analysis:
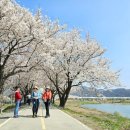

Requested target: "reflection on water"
[{"left": 82, "top": 104, "right": 130, "bottom": 118}]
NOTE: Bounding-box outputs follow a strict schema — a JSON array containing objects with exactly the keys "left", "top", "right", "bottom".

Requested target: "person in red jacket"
[
  {"left": 42, "top": 86, "right": 52, "bottom": 118},
  {"left": 14, "top": 86, "right": 22, "bottom": 118}
]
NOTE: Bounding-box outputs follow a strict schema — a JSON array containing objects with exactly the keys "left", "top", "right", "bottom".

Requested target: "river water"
[{"left": 82, "top": 104, "right": 130, "bottom": 118}]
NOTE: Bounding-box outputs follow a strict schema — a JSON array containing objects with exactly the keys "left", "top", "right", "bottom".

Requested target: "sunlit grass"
[{"left": 55, "top": 99, "right": 130, "bottom": 130}]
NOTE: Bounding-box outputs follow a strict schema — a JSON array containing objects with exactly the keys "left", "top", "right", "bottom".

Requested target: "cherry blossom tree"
[
  {"left": 0, "top": 0, "right": 120, "bottom": 108},
  {"left": 0, "top": 0, "right": 63, "bottom": 94},
  {"left": 37, "top": 30, "right": 120, "bottom": 107}
]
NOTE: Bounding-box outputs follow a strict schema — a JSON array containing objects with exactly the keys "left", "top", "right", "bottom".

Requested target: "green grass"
[
  {"left": 0, "top": 104, "right": 15, "bottom": 114},
  {"left": 3, "top": 104, "right": 15, "bottom": 112},
  {"left": 90, "top": 113, "right": 130, "bottom": 130},
  {"left": 56, "top": 99, "right": 130, "bottom": 130}
]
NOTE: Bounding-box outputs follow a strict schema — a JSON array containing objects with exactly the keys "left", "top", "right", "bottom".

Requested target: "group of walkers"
[{"left": 14, "top": 85, "right": 52, "bottom": 118}]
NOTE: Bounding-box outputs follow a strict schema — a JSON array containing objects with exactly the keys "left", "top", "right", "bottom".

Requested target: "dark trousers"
[
  {"left": 27, "top": 99, "right": 31, "bottom": 105},
  {"left": 32, "top": 99, "right": 39, "bottom": 115},
  {"left": 44, "top": 101, "right": 50, "bottom": 116}
]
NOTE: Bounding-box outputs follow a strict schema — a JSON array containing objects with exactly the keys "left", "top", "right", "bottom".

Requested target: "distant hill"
[
  {"left": 100, "top": 88, "right": 130, "bottom": 97},
  {"left": 70, "top": 87, "right": 130, "bottom": 97}
]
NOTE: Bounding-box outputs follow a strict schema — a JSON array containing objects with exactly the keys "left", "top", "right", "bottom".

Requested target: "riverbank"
[{"left": 57, "top": 99, "right": 130, "bottom": 130}]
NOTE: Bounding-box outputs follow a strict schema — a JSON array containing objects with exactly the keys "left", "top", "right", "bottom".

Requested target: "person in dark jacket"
[
  {"left": 14, "top": 86, "right": 22, "bottom": 118},
  {"left": 27, "top": 93, "right": 31, "bottom": 105}
]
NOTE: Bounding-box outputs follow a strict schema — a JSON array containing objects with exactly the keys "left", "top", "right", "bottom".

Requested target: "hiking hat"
[
  {"left": 46, "top": 86, "right": 50, "bottom": 89},
  {"left": 33, "top": 86, "right": 38, "bottom": 90}
]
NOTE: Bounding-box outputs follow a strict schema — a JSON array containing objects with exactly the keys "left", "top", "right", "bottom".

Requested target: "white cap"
[{"left": 46, "top": 86, "right": 50, "bottom": 89}]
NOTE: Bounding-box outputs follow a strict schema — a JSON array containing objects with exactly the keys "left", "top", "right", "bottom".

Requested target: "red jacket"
[
  {"left": 15, "top": 91, "right": 22, "bottom": 101},
  {"left": 42, "top": 90, "right": 52, "bottom": 100}
]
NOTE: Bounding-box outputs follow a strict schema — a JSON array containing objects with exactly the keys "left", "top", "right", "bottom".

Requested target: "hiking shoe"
[{"left": 13, "top": 116, "right": 18, "bottom": 118}]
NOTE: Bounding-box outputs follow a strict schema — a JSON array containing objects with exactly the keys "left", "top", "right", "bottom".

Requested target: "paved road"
[{"left": 0, "top": 106, "right": 92, "bottom": 130}]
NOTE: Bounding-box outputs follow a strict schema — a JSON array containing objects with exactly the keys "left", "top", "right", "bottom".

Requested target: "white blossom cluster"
[
  {"left": 0, "top": 0, "right": 120, "bottom": 95},
  {"left": 36, "top": 29, "right": 120, "bottom": 89}
]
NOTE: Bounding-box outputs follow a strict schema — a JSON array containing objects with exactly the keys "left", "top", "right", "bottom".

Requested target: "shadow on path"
[
  {"left": 19, "top": 115, "right": 43, "bottom": 118},
  {"left": 0, "top": 116, "right": 11, "bottom": 119},
  {"left": 0, "top": 115, "right": 43, "bottom": 119}
]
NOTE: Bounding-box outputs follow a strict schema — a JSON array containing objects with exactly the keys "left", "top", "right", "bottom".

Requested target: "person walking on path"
[
  {"left": 42, "top": 86, "right": 52, "bottom": 118},
  {"left": 14, "top": 86, "right": 22, "bottom": 118},
  {"left": 27, "top": 93, "right": 31, "bottom": 106},
  {"left": 31, "top": 86, "right": 40, "bottom": 117}
]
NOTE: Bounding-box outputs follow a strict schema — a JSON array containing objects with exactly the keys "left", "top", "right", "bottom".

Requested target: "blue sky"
[{"left": 16, "top": 0, "right": 130, "bottom": 88}]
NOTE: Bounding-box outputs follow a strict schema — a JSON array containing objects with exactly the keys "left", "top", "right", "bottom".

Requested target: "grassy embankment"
[
  {"left": 55, "top": 99, "right": 130, "bottom": 130},
  {"left": 0, "top": 104, "right": 15, "bottom": 113},
  {"left": 0, "top": 102, "right": 29, "bottom": 113}
]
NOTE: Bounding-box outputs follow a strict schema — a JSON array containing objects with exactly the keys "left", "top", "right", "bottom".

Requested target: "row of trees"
[
  {"left": 0, "top": 0, "right": 120, "bottom": 107},
  {"left": 0, "top": 0, "right": 62, "bottom": 92}
]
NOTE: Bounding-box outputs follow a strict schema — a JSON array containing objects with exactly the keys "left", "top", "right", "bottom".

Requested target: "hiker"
[
  {"left": 42, "top": 86, "right": 52, "bottom": 118},
  {"left": 31, "top": 86, "right": 40, "bottom": 117},
  {"left": 27, "top": 93, "right": 31, "bottom": 106},
  {"left": 14, "top": 86, "right": 22, "bottom": 118}
]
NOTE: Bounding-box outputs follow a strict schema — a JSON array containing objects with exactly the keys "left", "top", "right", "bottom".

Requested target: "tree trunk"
[
  {"left": 59, "top": 80, "right": 72, "bottom": 108},
  {"left": 23, "top": 94, "right": 27, "bottom": 104},
  {"left": 0, "top": 80, "right": 4, "bottom": 94},
  {"left": 0, "top": 65, "right": 4, "bottom": 94},
  {"left": 52, "top": 96, "right": 55, "bottom": 104},
  {"left": 59, "top": 96, "right": 66, "bottom": 108}
]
